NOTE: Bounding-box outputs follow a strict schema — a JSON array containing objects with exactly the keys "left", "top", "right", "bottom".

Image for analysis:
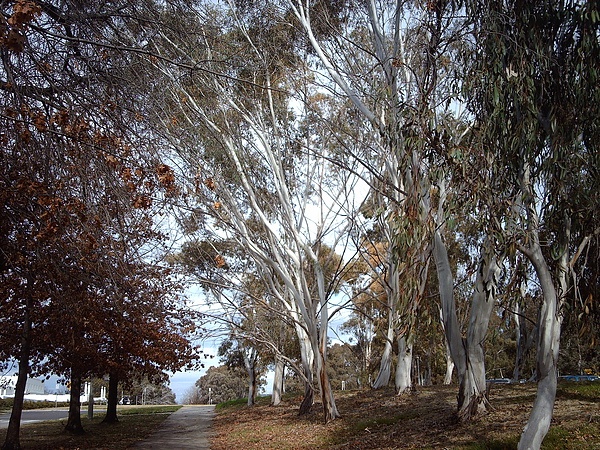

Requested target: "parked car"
[
  {"left": 559, "top": 375, "right": 599, "bottom": 382},
  {"left": 486, "top": 378, "right": 511, "bottom": 384},
  {"left": 119, "top": 396, "right": 131, "bottom": 405}
]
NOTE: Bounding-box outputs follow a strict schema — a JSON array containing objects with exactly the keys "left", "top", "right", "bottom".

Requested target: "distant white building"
[{"left": 0, "top": 376, "right": 46, "bottom": 398}]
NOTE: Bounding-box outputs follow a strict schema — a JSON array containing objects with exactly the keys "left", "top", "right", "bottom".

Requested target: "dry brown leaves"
[{"left": 211, "top": 383, "right": 600, "bottom": 449}]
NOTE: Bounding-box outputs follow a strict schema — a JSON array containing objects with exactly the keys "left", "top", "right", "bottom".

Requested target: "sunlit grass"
[{"left": 13, "top": 405, "right": 181, "bottom": 450}]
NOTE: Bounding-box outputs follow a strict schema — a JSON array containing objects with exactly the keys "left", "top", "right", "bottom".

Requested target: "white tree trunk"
[
  {"left": 439, "top": 308, "right": 455, "bottom": 385},
  {"left": 271, "top": 355, "right": 285, "bottom": 406},
  {"left": 243, "top": 349, "right": 258, "bottom": 407},
  {"left": 435, "top": 230, "right": 500, "bottom": 420},
  {"left": 372, "top": 318, "right": 394, "bottom": 389},
  {"left": 395, "top": 335, "right": 413, "bottom": 394},
  {"left": 444, "top": 343, "right": 455, "bottom": 385},
  {"left": 518, "top": 244, "right": 562, "bottom": 450},
  {"left": 295, "top": 320, "right": 315, "bottom": 415}
]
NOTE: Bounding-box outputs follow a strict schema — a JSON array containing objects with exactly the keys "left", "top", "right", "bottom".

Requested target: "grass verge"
[{"left": 4, "top": 405, "right": 181, "bottom": 449}]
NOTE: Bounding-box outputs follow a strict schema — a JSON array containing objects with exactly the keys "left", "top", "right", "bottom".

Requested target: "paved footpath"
[{"left": 131, "top": 405, "right": 216, "bottom": 449}]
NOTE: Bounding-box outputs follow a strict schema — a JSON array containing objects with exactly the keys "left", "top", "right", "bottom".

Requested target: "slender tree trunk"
[
  {"left": 296, "top": 325, "right": 314, "bottom": 415},
  {"left": 271, "top": 356, "right": 284, "bottom": 406},
  {"left": 2, "top": 294, "right": 33, "bottom": 450},
  {"left": 371, "top": 324, "right": 393, "bottom": 389},
  {"left": 65, "top": 371, "right": 85, "bottom": 435},
  {"left": 244, "top": 352, "right": 257, "bottom": 407},
  {"left": 512, "top": 300, "right": 528, "bottom": 382},
  {"left": 372, "top": 278, "right": 395, "bottom": 389},
  {"left": 395, "top": 334, "right": 413, "bottom": 394},
  {"left": 315, "top": 328, "right": 340, "bottom": 422},
  {"left": 440, "top": 308, "right": 455, "bottom": 385},
  {"left": 443, "top": 341, "right": 455, "bottom": 385},
  {"left": 102, "top": 373, "right": 119, "bottom": 424},
  {"left": 518, "top": 244, "right": 562, "bottom": 450}
]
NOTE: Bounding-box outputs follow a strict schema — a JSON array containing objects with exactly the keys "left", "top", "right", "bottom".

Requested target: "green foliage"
[
  {"left": 0, "top": 398, "right": 69, "bottom": 410},
  {"left": 194, "top": 365, "right": 250, "bottom": 405},
  {"left": 557, "top": 381, "right": 600, "bottom": 402},
  {"left": 118, "top": 405, "right": 181, "bottom": 415}
]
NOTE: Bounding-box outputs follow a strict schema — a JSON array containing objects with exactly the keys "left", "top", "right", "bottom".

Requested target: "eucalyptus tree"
[
  {"left": 464, "top": 1, "right": 600, "bottom": 447},
  {"left": 142, "top": 3, "right": 369, "bottom": 422},
  {"left": 285, "top": 0, "right": 509, "bottom": 420},
  {"left": 173, "top": 237, "right": 302, "bottom": 407},
  {"left": 283, "top": 0, "right": 442, "bottom": 396}
]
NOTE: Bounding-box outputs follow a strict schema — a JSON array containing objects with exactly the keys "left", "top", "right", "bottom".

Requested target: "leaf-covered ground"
[{"left": 210, "top": 382, "right": 600, "bottom": 449}]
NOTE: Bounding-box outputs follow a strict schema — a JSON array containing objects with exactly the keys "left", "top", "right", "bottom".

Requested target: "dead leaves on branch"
[{"left": 1, "top": 0, "right": 41, "bottom": 53}]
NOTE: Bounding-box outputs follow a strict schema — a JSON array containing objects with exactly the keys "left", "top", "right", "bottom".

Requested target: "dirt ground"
[{"left": 210, "top": 382, "right": 600, "bottom": 449}]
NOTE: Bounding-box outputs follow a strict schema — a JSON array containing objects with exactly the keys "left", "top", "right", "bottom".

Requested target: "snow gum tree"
[
  {"left": 143, "top": 3, "right": 368, "bottom": 422},
  {"left": 285, "top": 0, "right": 504, "bottom": 418},
  {"left": 464, "top": 1, "right": 600, "bottom": 446}
]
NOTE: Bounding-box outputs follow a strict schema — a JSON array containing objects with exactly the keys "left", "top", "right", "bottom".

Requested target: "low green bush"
[{"left": 0, "top": 398, "right": 69, "bottom": 410}]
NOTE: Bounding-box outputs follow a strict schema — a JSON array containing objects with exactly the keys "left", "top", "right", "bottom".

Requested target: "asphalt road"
[{"left": 0, "top": 408, "right": 69, "bottom": 429}]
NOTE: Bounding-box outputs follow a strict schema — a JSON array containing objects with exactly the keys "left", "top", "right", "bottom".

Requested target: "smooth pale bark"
[
  {"left": 295, "top": 320, "right": 315, "bottom": 415},
  {"left": 244, "top": 351, "right": 258, "bottom": 407},
  {"left": 444, "top": 350, "right": 455, "bottom": 385},
  {"left": 271, "top": 356, "right": 285, "bottom": 406},
  {"left": 65, "top": 372, "right": 84, "bottom": 435},
  {"left": 373, "top": 254, "right": 400, "bottom": 390},
  {"left": 439, "top": 307, "right": 455, "bottom": 385},
  {"left": 435, "top": 231, "right": 500, "bottom": 420},
  {"left": 518, "top": 244, "right": 562, "bottom": 450},
  {"left": 102, "top": 373, "right": 119, "bottom": 424},
  {"left": 395, "top": 335, "right": 413, "bottom": 394},
  {"left": 2, "top": 295, "right": 33, "bottom": 450},
  {"left": 371, "top": 322, "right": 394, "bottom": 389}
]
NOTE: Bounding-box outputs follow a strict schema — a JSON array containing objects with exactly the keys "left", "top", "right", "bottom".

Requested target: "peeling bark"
[
  {"left": 371, "top": 324, "right": 394, "bottom": 389},
  {"left": 435, "top": 230, "right": 500, "bottom": 421}
]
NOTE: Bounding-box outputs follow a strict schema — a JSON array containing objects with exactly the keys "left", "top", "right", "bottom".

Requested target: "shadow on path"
[{"left": 130, "top": 405, "right": 215, "bottom": 449}]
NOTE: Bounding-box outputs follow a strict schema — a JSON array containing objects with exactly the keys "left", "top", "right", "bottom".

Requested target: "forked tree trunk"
[
  {"left": 435, "top": 231, "right": 500, "bottom": 421},
  {"left": 102, "top": 373, "right": 119, "bottom": 424},
  {"left": 271, "top": 356, "right": 284, "bottom": 406},
  {"left": 244, "top": 351, "right": 257, "bottom": 407},
  {"left": 2, "top": 294, "right": 33, "bottom": 450},
  {"left": 65, "top": 371, "right": 85, "bottom": 435},
  {"left": 315, "top": 331, "right": 340, "bottom": 422},
  {"left": 395, "top": 335, "right": 413, "bottom": 394}
]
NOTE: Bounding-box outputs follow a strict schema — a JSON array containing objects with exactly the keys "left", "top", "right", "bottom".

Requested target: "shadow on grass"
[{"left": 14, "top": 405, "right": 181, "bottom": 450}]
